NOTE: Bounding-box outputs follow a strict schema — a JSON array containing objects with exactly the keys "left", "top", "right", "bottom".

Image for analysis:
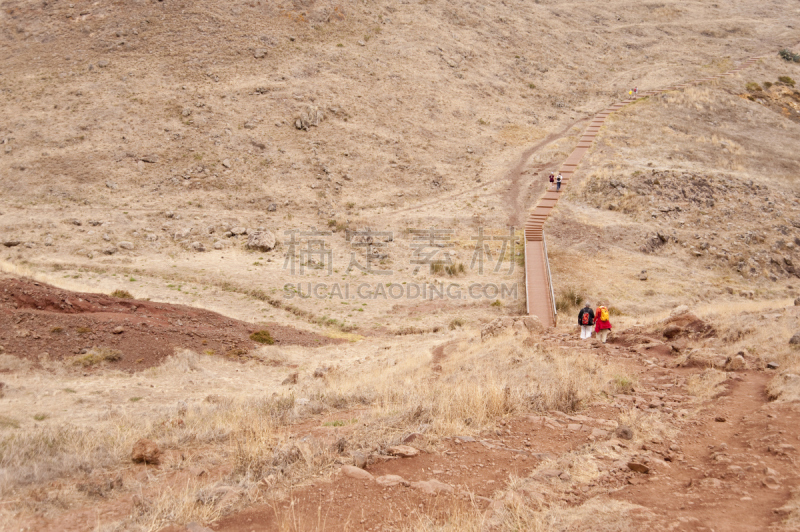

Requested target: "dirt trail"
[{"left": 616, "top": 372, "right": 800, "bottom": 531}]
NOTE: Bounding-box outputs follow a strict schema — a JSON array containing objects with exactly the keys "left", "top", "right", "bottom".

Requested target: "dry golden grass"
[
  {"left": 0, "top": 332, "right": 628, "bottom": 530},
  {"left": 687, "top": 368, "right": 729, "bottom": 399},
  {"left": 407, "top": 496, "right": 643, "bottom": 532}
]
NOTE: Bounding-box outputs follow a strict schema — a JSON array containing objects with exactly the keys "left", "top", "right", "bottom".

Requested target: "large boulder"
[{"left": 246, "top": 231, "right": 277, "bottom": 252}]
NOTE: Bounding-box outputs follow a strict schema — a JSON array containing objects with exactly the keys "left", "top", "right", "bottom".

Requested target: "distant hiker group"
[
  {"left": 548, "top": 173, "right": 563, "bottom": 191},
  {"left": 577, "top": 302, "right": 612, "bottom": 342}
]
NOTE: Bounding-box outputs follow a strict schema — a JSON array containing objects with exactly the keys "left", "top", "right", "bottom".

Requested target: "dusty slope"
[{"left": 1, "top": 0, "right": 799, "bottom": 332}]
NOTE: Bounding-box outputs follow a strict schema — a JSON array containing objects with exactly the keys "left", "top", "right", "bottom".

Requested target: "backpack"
[
  {"left": 581, "top": 310, "right": 590, "bottom": 325},
  {"left": 599, "top": 307, "right": 609, "bottom": 321}
]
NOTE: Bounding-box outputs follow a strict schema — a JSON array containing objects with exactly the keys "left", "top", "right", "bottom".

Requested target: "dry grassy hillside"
[{"left": 3, "top": 0, "right": 800, "bottom": 531}]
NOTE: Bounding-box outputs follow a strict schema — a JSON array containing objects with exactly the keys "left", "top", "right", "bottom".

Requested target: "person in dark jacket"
[{"left": 578, "top": 303, "right": 594, "bottom": 340}]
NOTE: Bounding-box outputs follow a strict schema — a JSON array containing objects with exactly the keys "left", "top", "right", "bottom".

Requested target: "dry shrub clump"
[
  {"left": 687, "top": 368, "right": 728, "bottom": 399},
  {"left": 408, "top": 495, "right": 643, "bottom": 532},
  {"left": 70, "top": 347, "right": 123, "bottom": 366},
  {"left": 301, "top": 336, "right": 620, "bottom": 442}
]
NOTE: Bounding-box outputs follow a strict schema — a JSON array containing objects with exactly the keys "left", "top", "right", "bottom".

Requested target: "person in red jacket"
[{"left": 595, "top": 303, "right": 612, "bottom": 343}]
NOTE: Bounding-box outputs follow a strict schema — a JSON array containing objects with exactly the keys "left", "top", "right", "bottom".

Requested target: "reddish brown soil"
[{"left": 0, "top": 273, "right": 343, "bottom": 371}]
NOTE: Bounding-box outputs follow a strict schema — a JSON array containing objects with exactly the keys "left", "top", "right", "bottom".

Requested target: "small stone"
[
  {"left": 357, "top": 40, "right": 366, "bottom": 46},
  {"left": 267, "top": 203, "right": 277, "bottom": 212},
  {"left": 590, "top": 428, "right": 609, "bottom": 439},
  {"left": 44, "top": 236, "right": 53, "bottom": 247},
  {"left": 140, "top": 154, "right": 159, "bottom": 163},
  {"left": 281, "top": 372, "right": 298, "bottom": 385},
  {"left": 627, "top": 462, "right": 649, "bottom": 474},
  {"left": 763, "top": 476, "right": 781, "bottom": 490},
  {"left": 246, "top": 230, "right": 277, "bottom": 252},
  {"left": 726, "top": 354, "right": 746, "bottom": 371},
  {"left": 3, "top": 241, "right": 21, "bottom": 247},
  {"left": 112, "top": 326, "right": 125, "bottom": 334},
  {"left": 103, "top": 247, "right": 118, "bottom": 255},
  {"left": 131, "top": 438, "right": 161, "bottom": 465},
  {"left": 767, "top": 362, "right": 780, "bottom": 370},
  {"left": 253, "top": 48, "right": 267, "bottom": 59},
  {"left": 341, "top": 464, "right": 373, "bottom": 481},
  {"left": 790, "top": 332, "right": 800, "bottom": 345},
  {"left": 638, "top": 270, "right": 648, "bottom": 281},
  {"left": 97, "top": 59, "right": 109, "bottom": 68},
  {"left": 387, "top": 445, "right": 419, "bottom": 458},
  {"left": 213, "top": 241, "right": 224, "bottom": 250},
  {"left": 191, "top": 241, "right": 206, "bottom": 252},
  {"left": 231, "top": 226, "right": 247, "bottom": 236},
  {"left": 352, "top": 451, "right": 367, "bottom": 469},
  {"left": 715, "top": 416, "right": 726, "bottom": 422},
  {"left": 616, "top": 425, "right": 633, "bottom": 440},
  {"left": 222, "top": 159, "right": 232, "bottom": 169},
  {"left": 118, "top": 241, "right": 134, "bottom": 250}
]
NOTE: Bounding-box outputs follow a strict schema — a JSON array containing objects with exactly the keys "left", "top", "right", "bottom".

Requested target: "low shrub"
[
  {"left": 110, "top": 289, "right": 133, "bottom": 299},
  {"left": 778, "top": 76, "right": 796, "bottom": 87},
  {"left": 249, "top": 330, "right": 275, "bottom": 345}
]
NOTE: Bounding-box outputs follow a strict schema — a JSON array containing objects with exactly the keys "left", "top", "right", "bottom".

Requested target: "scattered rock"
[
  {"left": 627, "top": 462, "right": 649, "bottom": 474},
  {"left": 341, "top": 464, "right": 373, "bottom": 481},
  {"left": 267, "top": 203, "right": 277, "bottom": 212},
  {"left": 714, "top": 416, "right": 726, "bottom": 422},
  {"left": 112, "top": 326, "right": 125, "bottom": 335},
  {"left": 103, "top": 247, "right": 118, "bottom": 255},
  {"left": 44, "top": 236, "right": 54, "bottom": 246},
  {"left": 638, "top": 270, "right": 648, "bottom": 281},
  {"left": 281, "top": 372, "right": 298, "bottom": 385},
  {"left": 3, "top": 241, "right": 21, "bottom": 247},
  {"left": 725, "top": 354, "right": 746, "bottom": 371},
  {"left": 663, "top": 324, "right": 682, "bottom": 339},
  {"left": 131, "top": 438, "right": 161, "bottom": 465},
  {"left": 222, "top": 159, "right": 232, "bottom": 169},
  {"left": 246, "top": 230, "right": 277, "bottom": 252},
  {"left": 191, "top": 241, "right": 206, "bottom": 252},
  {"left": 118, "top": 241, "right": 134, "bottom": 250},
  {"left": 140, "top": 154, "right": 159, "bottom": 164},
  {"left": 763, "top": 476, "right": 781, "bottom": 490},
  {"left": 795, "top": 297, "right": 800, "bottom": 306},
  {"left": 294, "top": 105, "right": 325, "bottom": 130},
  {"left": 387, "top": 445, "right": 419, "bottom": 458},
  {"left": 789, "top": 332, "right": 800, "bottom": 345},
  {"left": 105, "top": 181, "right": 118, "bottom": 190},
  {"left": 670, "top": 305, "right": 690, "bottom": 316},
  {"left": 352, "top": 451, "right": 367, "bottom": 469},
  {"left": 616, "top": 425, "right": 634, "bottom": 440},
  {"left": 253, "top": 48, "right": 267, "bottom": 59},
  {"left": 213, "top": 241, "right": 224, "bottom": 250},
  {"left": 767, "top": 361, "right": 780, "bottom": 370},
  {"left": 230, "top": 226, "right": 247, "bottom": 236}
]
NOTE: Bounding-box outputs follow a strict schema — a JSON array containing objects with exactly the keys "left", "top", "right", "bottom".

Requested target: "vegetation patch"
[
  {"left": 249, "top": 330, "right": 275, "bottom": 345},
  {"left": 110, "top": 289, "right": 133, "bottom": 299},
  {"left": 71, "top": 347, "right": 122, "bottom": 367}
]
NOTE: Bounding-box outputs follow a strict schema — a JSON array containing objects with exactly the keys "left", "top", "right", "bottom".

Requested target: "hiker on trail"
[
  {"left": 556, "top": 173, "right": 563, "bottom": 191},
  {"left": 633, "top": 87, "right": 638, "bottom": 97},
  {"left": 595, "top": 303, "right": 612, "bottom": 343},
  {"left": 628, "top": 89, "right": 633, "bottom": 98},
  {"left": 549, "top": 173, "right": 555, "bottom": 188},
  {"left": 578, "top": 303, "right": 594, "bottom": 340}
]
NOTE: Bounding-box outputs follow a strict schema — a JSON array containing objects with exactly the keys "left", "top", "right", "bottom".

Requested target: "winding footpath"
[{"left": 524, "top": 55, "right": 762, "bottom": 325}]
